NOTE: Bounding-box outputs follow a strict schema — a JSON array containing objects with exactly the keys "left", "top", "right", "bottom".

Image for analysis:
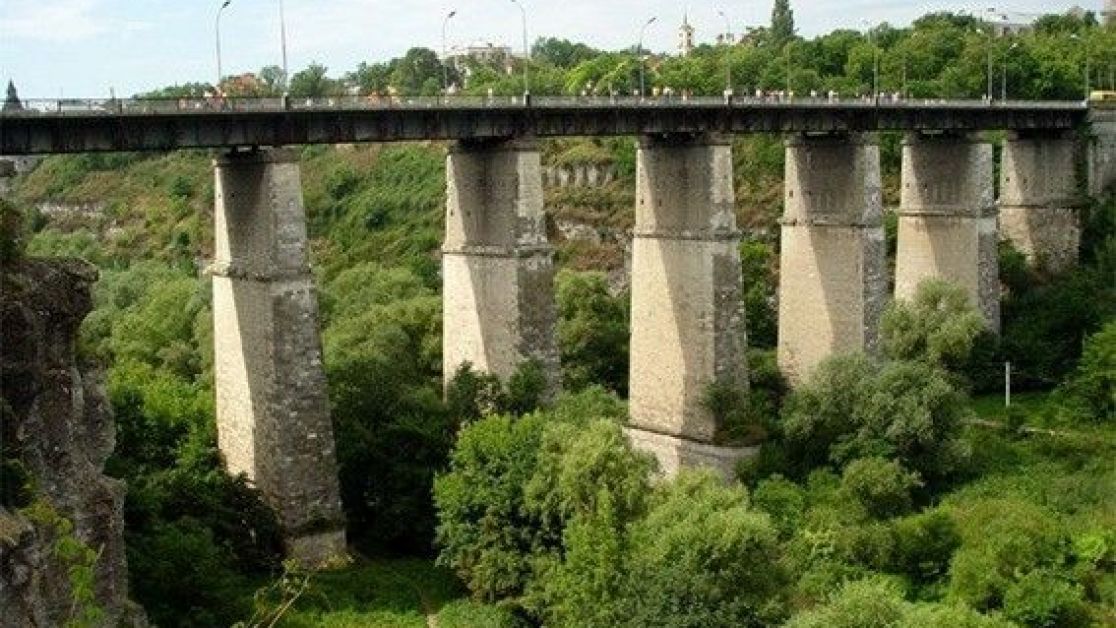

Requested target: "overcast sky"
[{"left": 0, "top": 0, "right": 1100, "bottom": 98}]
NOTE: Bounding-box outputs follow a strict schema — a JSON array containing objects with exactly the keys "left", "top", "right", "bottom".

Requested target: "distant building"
[
  {"left": 1105, "top": 0, "right": 1115, "bottom": 25},
  {"left": 3, "top": 80, "right": 22, "bottom": 113},
  {"left": 448, "top": 43, "right": 517, "bottom": 77},
  {"left": 986, "top": 10, "right": 1032, "bottom": 37},
  {"left": 678, "top": 13, "right": 695, "bottom": 57}
]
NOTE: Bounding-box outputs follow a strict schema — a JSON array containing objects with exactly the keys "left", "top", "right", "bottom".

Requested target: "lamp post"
[
  {"left": 278, "top": 0, "right": 289, "bottom": 92},
  {"left": 442, "top": 10, "right": 457, "bottom": 96},
  {"left": 639, "top": 16, "right": 657, "bottom": 99},
  {"left": 785, "top": 43, "right": 792, "bottom": 96},
  {"left": 215, "top": 0, "right": 231, "bottom": 95},
  {"left": 509, "top": 0, "right": 530, "bottom": 99},
  {"left": 863, "top": 20, "right": 880, "bottom": 101},
  {"left": 717, "top": 9, "right": 733, "bottom": 95},
  {"left": 1001, "top": 41, "right": 1019, "bottom": 101},
  {"left": 1071, "top": 33, "right": 1090, "bottom": 100}
]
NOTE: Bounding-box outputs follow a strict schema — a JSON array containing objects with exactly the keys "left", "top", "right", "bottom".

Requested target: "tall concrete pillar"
[
  {"left": 627, "top": 133, "right": 750, "bottom": 479},
  {"left": 212, "top": 149, "right": 346, "bottom": 567},
  {"left": 779, "top": 133, "right": 887, "bottom": 384},
  {"left": 999, "top": 131, "right": 1080, "bottom": 272},
  {"left": 442, "top": 139, "right": 558, "bottom": 391},
  {"left": 896, "top": 133, "right": 1000, "bottom": 331},
  {"left": 1088, "top": 106, "right": 1116, "bottom": 198}
]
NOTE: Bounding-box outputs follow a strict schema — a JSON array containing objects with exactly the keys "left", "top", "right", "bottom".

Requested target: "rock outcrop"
[{"left": 1, "top": 258, "right": 145, "bottom": 627}]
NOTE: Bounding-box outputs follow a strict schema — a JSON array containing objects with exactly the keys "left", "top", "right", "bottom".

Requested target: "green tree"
[
  {"left": 880, "top": 279, "right": 986, "bottom": 371},
  {"left": 1057, "top": 320, "right": 1116, "bottom": 422},
  {"left": 840, "top": 457, "right": 922, "bottom": 519},
  {"left": 532, "top": 37, "right": 599, "bottom": 68},
  {"left": 771, "top": 0, "right": 797, "bottom": 47},
  {"left": 288, "top": 63, "right": 338, "bottom": 98},
  {"left": 391, "top": 48, "right": 443, "bottom": 95},
  {"left": 556, "top": 270, "right": 629, "bottom": 394},
  {"left": 782, "top": 355, "right": 972, "bottom": 482}
]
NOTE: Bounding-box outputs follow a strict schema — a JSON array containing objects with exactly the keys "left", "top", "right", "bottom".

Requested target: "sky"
[{"left": 0, "top": 0, "right": 1101, "bottom": 99}]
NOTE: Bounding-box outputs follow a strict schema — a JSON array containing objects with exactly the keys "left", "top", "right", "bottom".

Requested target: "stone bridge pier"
[
  {"left": 212, "top": 148, "right": 346, "bottom": 567},
  {"left": 999, "top": 130, "right": 1080, "bottom": 272},
  {"left": 442, "top": 139, "right": 559, "bottom": 392},
  {"left": 895, "top": 132, "right": 1000, "bottom": 331},
  {"left": 778, "top": 133, "right": 887, "bottom": 384},
  {"left": 626, "top": 133, "right": 751, "bottom": 478},
  {"left": 1089, "top": 107, "right": 1116, "bottom": 197}
]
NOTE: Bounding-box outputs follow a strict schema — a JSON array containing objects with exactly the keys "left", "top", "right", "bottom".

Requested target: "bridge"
[
  {"left": 3, "top": 94, "right": 1113, "bottom": 566},
  {"left": 0, "top": 96, "right": 1088, "bottom": 154}
]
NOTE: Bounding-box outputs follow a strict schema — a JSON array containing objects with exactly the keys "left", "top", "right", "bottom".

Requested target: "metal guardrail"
[{"left": 0, "top": 95, "right": 1089, "bottom": 117}]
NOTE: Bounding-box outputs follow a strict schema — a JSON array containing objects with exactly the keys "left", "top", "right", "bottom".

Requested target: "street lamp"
[
  {"left": 638, "top": 17, "right": 657, "bottom": 99},
  {"left": 968, "top": 25, "right": 995, "bottom": 101},
  {"left": 863, "top": 20, "right": 880, "bottom": 100},
  {"left": 215, "top": 0, "right": 232, "bottom": 95},
  {"left": 1001, "top": 41, "right": 1019, "bottom": 101},
  {"left": 442, "top": 10, "right": 457, "bottom": 96},
  {"left": 278, "top": 0, "right": 289, "bottom": 92},
  {"left": 509, "top": 0, "right": 530, "bottom": 99},
  {"left": 1070, "top": 33, "right": 1090, "bottom": 100},
  {"left": 717, "top": 9, "right": 733, "bottom": 95}
]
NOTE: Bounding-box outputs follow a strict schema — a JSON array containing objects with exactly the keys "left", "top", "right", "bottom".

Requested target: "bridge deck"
[{"left": 0, "top": 97, "right": 1089, "bottom": 155}]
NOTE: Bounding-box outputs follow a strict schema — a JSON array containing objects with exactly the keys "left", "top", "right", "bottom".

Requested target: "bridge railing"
[{"left": 1, "top": 95, "right": 1087, "bottom": 117}]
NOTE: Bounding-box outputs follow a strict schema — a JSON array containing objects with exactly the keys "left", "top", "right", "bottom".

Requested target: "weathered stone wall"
[
  {"left": 1088, "top": 106, "right": 1116, "bottom": 198},
  {"left": 442, "top": 139, "right": 559, "bottom": 393},
  {"left": 629, "top": 133, "right": 747, "bottom": 443},
  {"left": 896, "top": 133, "right": 1000, "bottom": 331},
  {"left": 999, "top": 131, "right": 1080, "bottom": 272},
  {"left": 211, "top": 149, "right": 346, "bottom": 567},
  {"left": 778, "top": 133, "right": 887, "bottom": 384},
  {"left": 0, "top": 259, "right": 145, "bottom": 627},
  {"left": 543, "top": 163, "right": 617, "bottom": 189}
]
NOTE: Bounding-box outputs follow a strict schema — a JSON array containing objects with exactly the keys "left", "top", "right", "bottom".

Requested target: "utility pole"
[
  {"left": 215, "top": 0, "right": 232, "bottom": 95},
  {"left": 639, "top": 17, "right": 657, "bottom": 99},
  {"left": 442, "top": 10, "right": 457, "bottom": 97}
]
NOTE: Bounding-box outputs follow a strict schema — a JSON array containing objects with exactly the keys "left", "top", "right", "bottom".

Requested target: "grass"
[
  {"left": 243, "top": 558, "right": 516, "bottom": 628},
  {"left": 969, "top": 390, "right": 1057, "bottom": 422}
]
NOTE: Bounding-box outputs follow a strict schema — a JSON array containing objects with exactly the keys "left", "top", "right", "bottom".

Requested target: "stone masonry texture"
[
  {"left": 779, "top": 133, "right": 887, "bottom": 385},
  {"left": 629, "top": 133, "right": 747, "bottom": 444},
  {"left": 1088, "top": 107, "right": 1116, "bottom": 198},
  {"left": 999, "top": 131, "right": 1080, "bottom": 273},
  {"left": 896, "top": 132, "right": 1000, "bottom": 332},
  {"left": 442, "top": 138, "right": 559, "bottom": 394},
  {"left": 1, "top": 259, "right": 145, "bottom": 627},
  {"left": 212, "top": 148, "right": 346, "bottom": 567}
]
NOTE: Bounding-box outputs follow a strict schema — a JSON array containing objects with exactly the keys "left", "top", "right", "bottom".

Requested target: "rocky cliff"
[{"left": 1, "top": 257, "right": 144, "bottom": 627}]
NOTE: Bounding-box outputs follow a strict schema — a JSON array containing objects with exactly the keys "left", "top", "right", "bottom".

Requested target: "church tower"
[{"left": 678, "top": 13, "right": 695, "bottom": 57}]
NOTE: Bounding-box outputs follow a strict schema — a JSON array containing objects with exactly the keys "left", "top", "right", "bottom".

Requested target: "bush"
[
  {"left": 891, "top": 509, "right": 961, "bottom": 585},
  {"left": 947, "top": 498, "right": 1067, "bottom": 611},
  {"left": 556, "top": 270, "right": 629, "bottom": 395},
  {"left": 752, "top": 475, "right": 806, "bottom": 540},
  {"left": 0, "top": 197, "right": 24, "bottom": 264},
  {"left": 523, "top": 420, "right": 654, "bottom": 626},
  {"left": 881, "top": 279, "right": 986, "bottom": 371},
  {"left": 788, "top": 577, "right": 1014, "bottom": 628},
  {"left": 782, "top": 355, "right": 972, "bottom": 483},
  {"left": 840, "top": 457, "right": 922, "bottom": 519},
  {"left": 1056, "top": 320, "right": 1115, "bottom": 423},
  {"left": 785, "top": 577, "right": 909, "bottom": 628},
  {"left": 615, "top": 472, "right": 787, "bottom": 627},
  {"left": 524, "top": 419, "right": 653, "bottom": 537},
  {"left": 1002, "top": 570, "right": 1088, "bottom": 628},
  {"left": 434, "top": 413, "right": 549, "bottom": 601},
  {"left": 127, "top": 519, "right": 253, "bottom": 628}
]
